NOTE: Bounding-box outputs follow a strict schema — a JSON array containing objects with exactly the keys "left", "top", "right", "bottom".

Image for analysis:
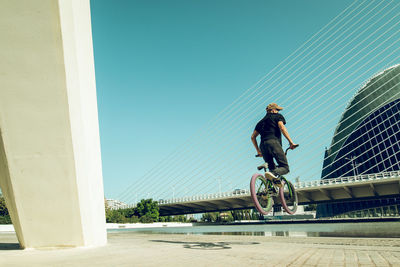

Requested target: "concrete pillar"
[{"left": 0, "top": 0, "right": 107, "bottom": 248}]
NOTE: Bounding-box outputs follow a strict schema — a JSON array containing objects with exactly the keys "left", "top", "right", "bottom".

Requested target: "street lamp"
[
  {"left": 171, "top": 185, "right": 175, "bottom": 199},
  {"left": 184, "top": 186, "right": 188, "bottom": 196},
  {"left": 345, "top": 156, "right": 361, "bottom": 177},
  {"left": 216, "top": 178, "right": 222, "bottom": 194}
]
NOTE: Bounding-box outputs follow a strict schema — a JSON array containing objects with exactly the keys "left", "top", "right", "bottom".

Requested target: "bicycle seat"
[{"left": 257, "top": 163, "right": 268, "bottom": 171}]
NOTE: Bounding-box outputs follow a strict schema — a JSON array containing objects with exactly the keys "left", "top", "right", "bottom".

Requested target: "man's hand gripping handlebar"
[{"left": 285, "top": 143, "right": 299, "bottom": 155}]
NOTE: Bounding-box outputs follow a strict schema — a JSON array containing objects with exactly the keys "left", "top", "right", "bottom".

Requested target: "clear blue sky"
[{"left": 90, "top": 0, "right": 386, "bottom": 200}]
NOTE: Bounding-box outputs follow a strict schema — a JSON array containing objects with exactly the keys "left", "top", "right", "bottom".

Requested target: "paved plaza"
[{"left": 0, "top": 231, "right": 400, "bottom": 266}]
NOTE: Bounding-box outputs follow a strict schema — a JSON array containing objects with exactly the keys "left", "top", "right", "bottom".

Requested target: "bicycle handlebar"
[
  {"left": 285, "top": 144, "right": 299, "bottom": 155},
  {"left": 255, "top": 144, "right": 299, "bottom": 157}
]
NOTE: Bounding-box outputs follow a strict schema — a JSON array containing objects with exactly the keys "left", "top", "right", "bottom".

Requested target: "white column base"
[{"left": 0, "top": 0, "right": 107, "bottom": 248}]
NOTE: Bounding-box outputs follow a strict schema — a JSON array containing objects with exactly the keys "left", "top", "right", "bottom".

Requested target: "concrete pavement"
[{"left": 0, "top": 231, "right": 400, "bottom": 266}]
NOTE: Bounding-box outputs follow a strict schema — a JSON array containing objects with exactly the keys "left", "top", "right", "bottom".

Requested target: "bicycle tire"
[
  {"left": 250, "top": 174, "right": 274, "bottom": 215},
  {"left": 279, "top": 179, "right": 298, "bottom": 214}
]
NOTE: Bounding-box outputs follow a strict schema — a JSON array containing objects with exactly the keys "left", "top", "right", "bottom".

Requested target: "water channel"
[{"left": 109, "top": 221, "right": 400, "bottom": 238}]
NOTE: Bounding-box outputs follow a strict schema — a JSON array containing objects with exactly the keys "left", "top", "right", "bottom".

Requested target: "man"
[{"left": 251, "top": 103, "right": 298, "bottom": 184}]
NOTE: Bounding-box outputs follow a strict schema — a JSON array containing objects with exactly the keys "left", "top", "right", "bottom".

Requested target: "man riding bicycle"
[{"left": 251, "top": 103, "right": 298, "bottom": 185}]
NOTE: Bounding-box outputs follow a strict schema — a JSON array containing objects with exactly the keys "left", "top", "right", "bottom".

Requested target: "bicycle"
[{"left": 250, "top": 145, "right": 299, "bottom": 215}]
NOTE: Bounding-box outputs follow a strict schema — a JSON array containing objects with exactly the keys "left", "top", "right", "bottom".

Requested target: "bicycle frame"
[{"left": 250, "top": 145, "right": 299, "bottom": 215}]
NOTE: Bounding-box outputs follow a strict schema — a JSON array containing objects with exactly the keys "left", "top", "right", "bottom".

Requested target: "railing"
[
  {"left": 158, "top": 189, "right": 251, "bottom": 205},
  {"left": 296, "top": 170, "right": 400, "bottom": 188},
  {"left": 155, "top": 170, "right": 400, "bottom": 205},
  {"left": 332, "top": 204, "right": 400, "bottom": 219}
]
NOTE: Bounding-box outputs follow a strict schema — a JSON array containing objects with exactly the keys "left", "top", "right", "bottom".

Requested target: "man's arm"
[
  {"left": 278, "top": 121, "right": 297, "bottom": 149},
  {"left": 251, "top": 130, "right": 262, "bottom": 157}
]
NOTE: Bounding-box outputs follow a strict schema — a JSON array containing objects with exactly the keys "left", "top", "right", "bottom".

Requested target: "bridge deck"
[{"left": 159, "top": 171, "right": 400, "bottom": 216}]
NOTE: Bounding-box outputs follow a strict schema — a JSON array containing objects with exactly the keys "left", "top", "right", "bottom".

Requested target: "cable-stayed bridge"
[
  {"left": 115, "top": 0, "right": 400, "bottom": 215},
  {"left": 158, "top": 171, "right": 400, "bottom": 216}
]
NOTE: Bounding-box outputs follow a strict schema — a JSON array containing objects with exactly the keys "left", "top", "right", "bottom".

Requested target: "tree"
[
  {"left": 231, "top": 210, "right": 241, "bottom": 221},
  {"left": 0, "top": 196, "right": 11, "bottom": 224},
  {"left": 139, "top": 214, "right": 154, "bottom": 223},
  {"left": 174, "top": 215, "right": 187, "bottom": 222},
  {"left": 159, "top": 216, "right": 172, "bottom": 222},
  {"left": 135, "top": 199, "right": 159, "bottom": 223},
  {"left": 250, "top": 209, "right": 262, "bottom": 220},
  {"left": 201, "top": 212, "right": 218, "bottom": 222},
  {"left": 129, "top": 216, "right": 140, "bottom": 223},
  {"left": 106, "top": 209, "right": 126, "bottom": 223},
  {"left": 104, "top": 198, "right": 160, "bottom": 223},
  {"left": 120, "top": 207, "right": 136, "bottom": 219},
  {"left": 159, "top": 215, "right": 196, "bottom": 223},
  {"left": 217, "top": 212, "right": 234, "bottom": 223},
  {"left": 0, "top": 196, "right": 9, "bottom": 216}
]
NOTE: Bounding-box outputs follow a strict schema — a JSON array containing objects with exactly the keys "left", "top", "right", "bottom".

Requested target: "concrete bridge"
[{"left": 158, "top": 171, "right": 400, "bottom": 216}]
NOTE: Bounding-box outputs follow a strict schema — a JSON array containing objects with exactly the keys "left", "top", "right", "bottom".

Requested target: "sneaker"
[
  {"left": 257, "top": 163, "right": 269, "bottom": 171},
  {"left": 265, "top": 172, "right": 282, "bottom": 188}
]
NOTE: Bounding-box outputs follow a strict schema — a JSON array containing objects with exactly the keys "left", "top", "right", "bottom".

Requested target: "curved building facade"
[{"left": 317, "top": 64, "right": 400, "bottom": 218}]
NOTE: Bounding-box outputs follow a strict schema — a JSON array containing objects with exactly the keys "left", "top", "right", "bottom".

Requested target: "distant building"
[
  {"left": 106, "top": 199, "right": 128, "bottom": 210},
  {"left": 318, "top": 64, "right": 400, "bottom": 218}
]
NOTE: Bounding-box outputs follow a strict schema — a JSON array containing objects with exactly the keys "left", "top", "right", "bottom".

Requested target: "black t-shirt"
[{"left": 255, "top": 113, "right": 286, "bottom": 144}]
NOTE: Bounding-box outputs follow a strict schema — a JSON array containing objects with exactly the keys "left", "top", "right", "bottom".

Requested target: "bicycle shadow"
[{"left": 151, "top": 240, "right": 259, "bottom": 250}]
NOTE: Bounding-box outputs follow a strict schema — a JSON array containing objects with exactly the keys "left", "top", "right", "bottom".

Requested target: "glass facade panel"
[{"left": 322, "top": 99, "right": 400, "bottom": 179}]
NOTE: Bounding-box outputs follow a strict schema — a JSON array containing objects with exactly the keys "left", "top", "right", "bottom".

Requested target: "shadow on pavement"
[
  {"left": 151, "top": 240, "right": 259, "bottom": 250},
  {"left": 0, "top": 243, "right": 21, "bottom": 250}
]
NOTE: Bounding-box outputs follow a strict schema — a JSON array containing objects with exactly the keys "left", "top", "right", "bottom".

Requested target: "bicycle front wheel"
[
  {"left": 250, "top": 174, "right": 274, "bottom": 215},
  {"left": 279, "top": 179, "right": 298, "bottom": 214}
]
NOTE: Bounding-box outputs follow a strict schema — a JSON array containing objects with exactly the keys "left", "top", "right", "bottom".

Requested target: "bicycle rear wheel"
[
  {"left": 279, "top": 179, "right": 298, "bottom": 214},
  {"left": 250, "top": 174, "right": 274, "bottom": 215}
]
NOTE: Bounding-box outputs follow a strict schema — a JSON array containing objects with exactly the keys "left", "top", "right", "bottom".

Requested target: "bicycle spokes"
[
  {"left": 250, "top": 174, "right": 274, "bottom": 215},
  {"left": 279, "top": 180, "right": 298, "bottom": 214}
]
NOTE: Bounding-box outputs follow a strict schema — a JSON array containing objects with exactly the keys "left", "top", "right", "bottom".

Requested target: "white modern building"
[{"left": 107, "top": 199, "right": 128, "bottom": 210}]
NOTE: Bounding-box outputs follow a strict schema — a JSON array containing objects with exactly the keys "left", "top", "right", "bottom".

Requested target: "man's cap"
[{"left": 267, "top": 103, "right": 283, "bottom": 110}]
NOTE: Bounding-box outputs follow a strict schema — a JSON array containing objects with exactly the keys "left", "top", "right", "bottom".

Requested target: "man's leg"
[
  {"left": 261, "top": 140, "right": 282, "bottom": 186},
  {"left": 270, "top": 140, "right": 290, "bottom": 176},
  {"left": 260, "top": 140, "right": 276, "bottom": 171}
]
